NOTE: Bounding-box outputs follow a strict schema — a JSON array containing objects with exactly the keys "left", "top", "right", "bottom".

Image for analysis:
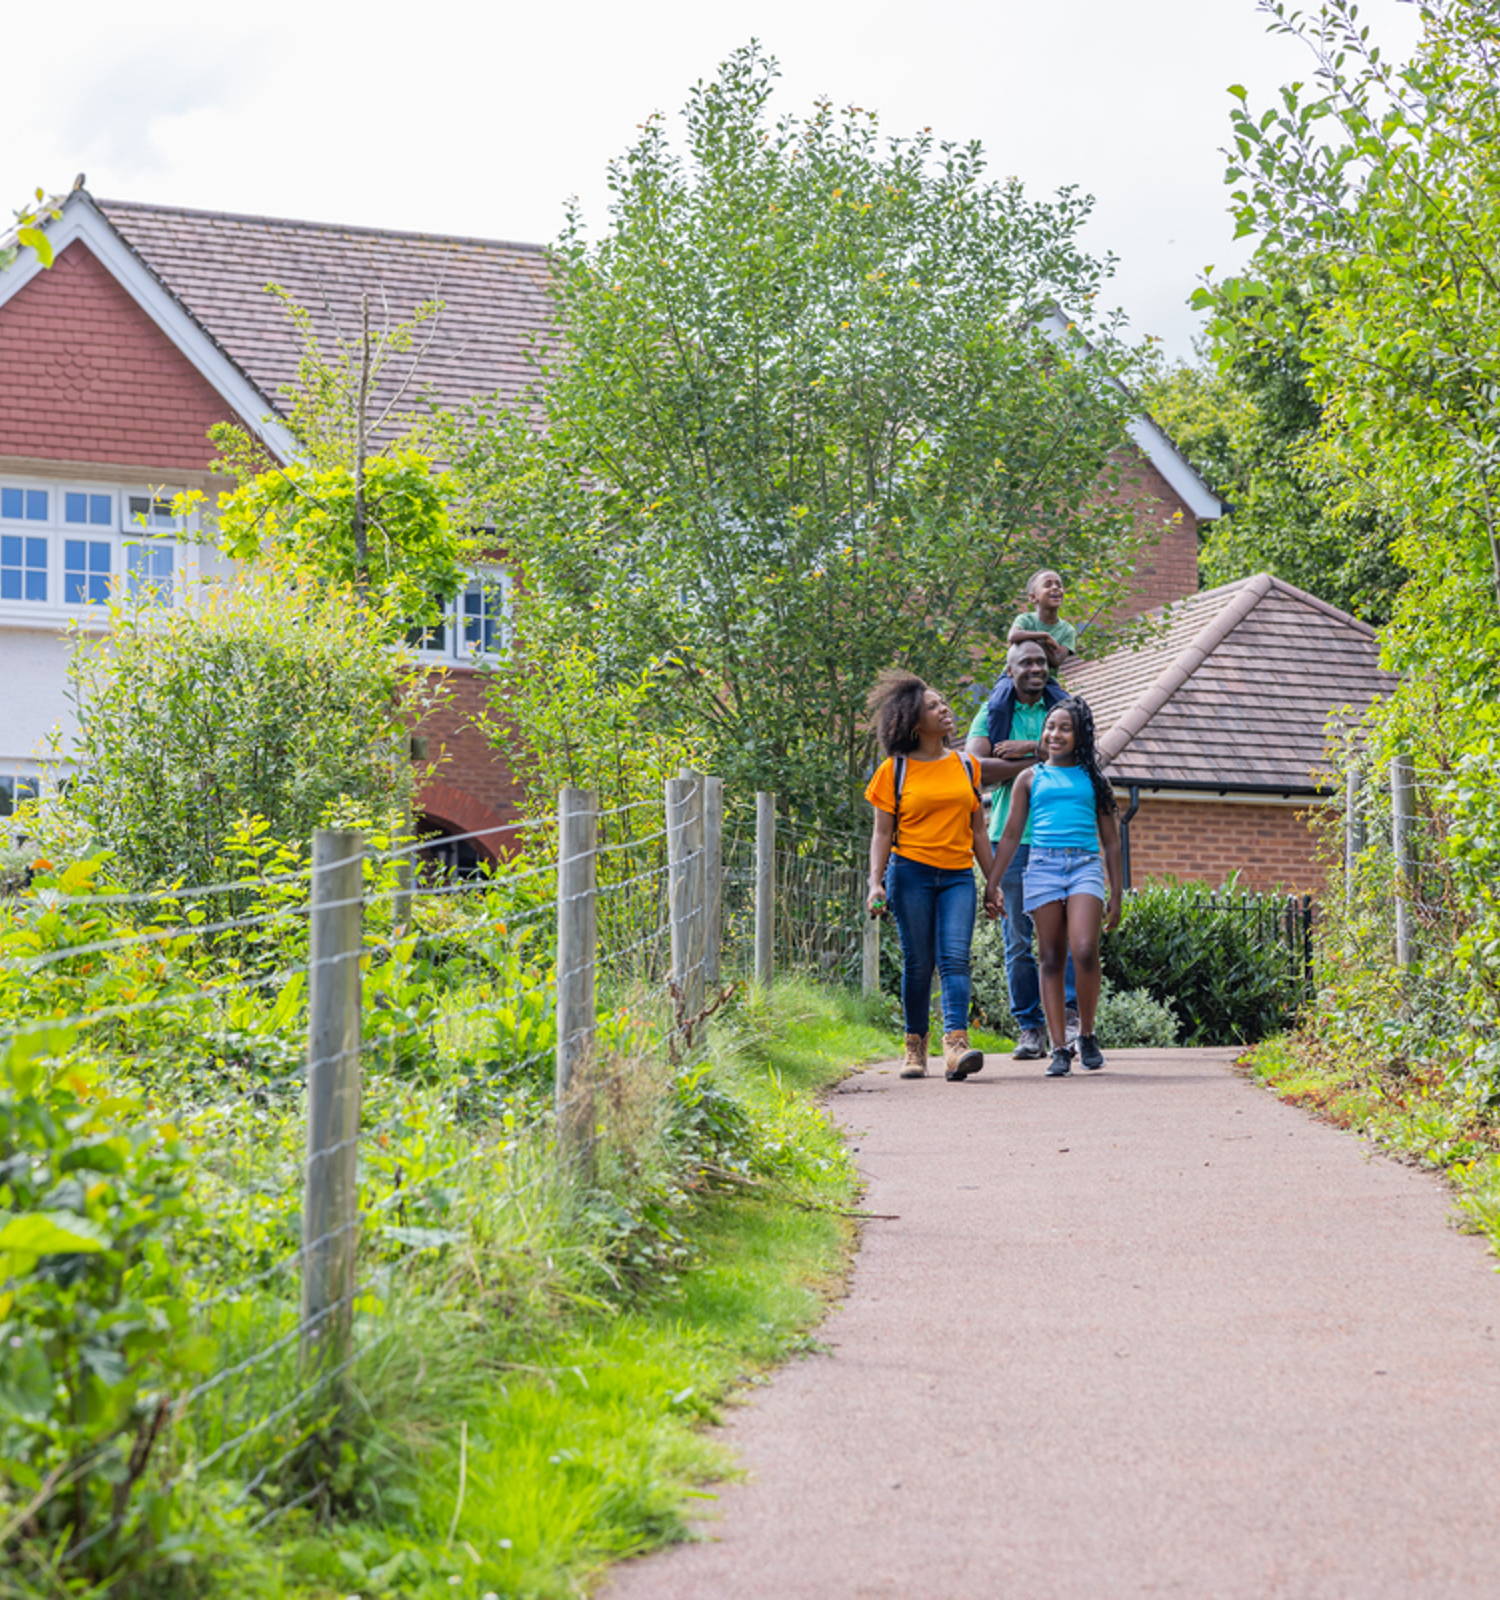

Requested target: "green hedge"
[{"left": 1103, "top": 880, "right": 1308, "bottom": 1046}]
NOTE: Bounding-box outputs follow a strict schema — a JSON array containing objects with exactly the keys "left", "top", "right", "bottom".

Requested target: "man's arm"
[{"left": 965, "top": 732, "right": 1040, "bottom": 786}]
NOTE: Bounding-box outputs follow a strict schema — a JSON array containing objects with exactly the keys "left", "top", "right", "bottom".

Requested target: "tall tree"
[{"left": 479, "top": 46, "right": 1157, "bottom": 829}]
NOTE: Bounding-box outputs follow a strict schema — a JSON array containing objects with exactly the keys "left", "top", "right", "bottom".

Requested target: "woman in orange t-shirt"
[{"left": 865, "top": 670, "right": 996, "bottom": 1082}]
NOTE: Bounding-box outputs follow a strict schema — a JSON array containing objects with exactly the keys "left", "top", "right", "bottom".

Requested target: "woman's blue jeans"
[{"left": 885, "top": 854, "right": 976, "bottom": 1035}]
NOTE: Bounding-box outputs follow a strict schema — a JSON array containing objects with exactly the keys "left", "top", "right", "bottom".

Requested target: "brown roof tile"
[
  {"left": 97, "top": 198, "right": 554, "bottom": 435},
  {"left": 1066, "top": 574, "right": 1397, "bottom": 793}
]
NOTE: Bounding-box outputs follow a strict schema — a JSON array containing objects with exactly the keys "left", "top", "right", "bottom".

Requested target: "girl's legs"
[
  {"left": 885, "top": 855, "right": 938, "bottom": 1036},
  {"left": 1031, "top": 899, "right": 1071, "bottom": 1048},
  {"left": 1065, "top": 893, "right": 1105, "bottom": 1034},
  {"left": 932, "top": 868, "right": 978, "bottom": 1032}
]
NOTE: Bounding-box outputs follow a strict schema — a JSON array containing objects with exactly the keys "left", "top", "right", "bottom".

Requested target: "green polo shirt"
[{"left": 967, "top": 699, "right": 1048, "bottom": 843}]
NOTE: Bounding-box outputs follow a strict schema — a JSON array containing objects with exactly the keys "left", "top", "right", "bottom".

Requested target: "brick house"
[
  {"left": 2, "top": 187, "right": 1229, "bottom": 861},
  {"left": 1065, "top": 573, "right": 1397, "bottom": 892},
  {"left": 0, "top": 187, "right": 551, "bottom": 856}
]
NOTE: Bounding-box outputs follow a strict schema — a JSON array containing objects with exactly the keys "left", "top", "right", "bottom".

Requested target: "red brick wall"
[
  {"left": 1111, "top": 450, "right": 1200, "bottom": 620},
  {"left": 1125, "top": 798, "right": 1326, "bottom": 894},
  {"left": 0, "top": 241, "right": 240, "bottom": 470},
  {"left": 411, "top": 668, "right": 528, "bottom": 858}
]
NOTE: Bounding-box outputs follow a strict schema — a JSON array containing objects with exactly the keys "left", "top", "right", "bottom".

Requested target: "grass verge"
[
  {"left": 251, "top": 979, "right": 896, "bottom": 1600},
  {"left": 1245, "top": 1034, "right": 1500, "bottom": 1263}
]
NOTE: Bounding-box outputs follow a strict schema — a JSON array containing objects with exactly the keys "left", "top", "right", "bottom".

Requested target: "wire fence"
[{"left": 0, "top": 773, "right": 873, "bottom": 1582}]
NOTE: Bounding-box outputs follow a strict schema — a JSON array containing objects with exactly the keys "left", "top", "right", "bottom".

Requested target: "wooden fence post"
[
  {"left": 302, "top": 829, "right": 364, "bottom": 1376},
  {"left": 704, "top": 776, "right": 723, "bottom": 991},
  {"left": 667, "top": 771, "right": 706, "bottom": 1054},
  {"left": 754, "top": 791, "right": 776, "bottom": 993},
  {"left": 1391, "top": 754, "right": 1416, "bottom": 967},
  {"left": 555, "top": 787, "right": 597, "bottom": 1162},
  {"left": 861, "top": 895, "right": 880, "bottom": 996}
]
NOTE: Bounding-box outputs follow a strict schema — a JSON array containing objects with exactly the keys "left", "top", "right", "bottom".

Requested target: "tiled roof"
[
  {"left": 96, "top": 197, "right": 554, "bottom": 431},
  {"left": 1066, "top": 574, "right": 1397, "bottom": 793}
]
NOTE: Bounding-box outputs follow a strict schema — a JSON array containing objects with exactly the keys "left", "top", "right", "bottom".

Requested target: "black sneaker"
[
  {"left": 1078, "top": 1032, "right": 1106, "bottom": 1072},
  {"left": 1045, "top": 1046, "right": 1073, "bottom": 1077}
]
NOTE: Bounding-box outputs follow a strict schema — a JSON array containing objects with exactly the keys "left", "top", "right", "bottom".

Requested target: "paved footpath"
[{"left": 605, "top": 1047, "right": 1500, "bottom": 1599}]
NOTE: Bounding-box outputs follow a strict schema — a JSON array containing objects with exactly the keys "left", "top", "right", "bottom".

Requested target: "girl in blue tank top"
[{"left": 983, "top": 697, "right": 1122, "bottom": 1078}]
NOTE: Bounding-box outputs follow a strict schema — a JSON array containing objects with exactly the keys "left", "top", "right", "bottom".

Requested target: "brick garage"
[
  {"left": 1121, "top": 795, "right": 1331, "bottom": 894},
  {"left": 411, "top": 669, "right": 528, "bottom": 860}
]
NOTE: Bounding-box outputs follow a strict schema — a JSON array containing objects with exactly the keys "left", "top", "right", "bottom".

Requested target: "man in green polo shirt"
[{"left": 966, "top": 640, "right": 1078, "bottom": 1058}]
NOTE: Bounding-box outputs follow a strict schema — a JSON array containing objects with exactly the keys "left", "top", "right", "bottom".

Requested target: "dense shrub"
[
  {"left": 1094, "top": 980, "right": 1180, "bottom": 1049},
  {"left": 1103, "top": 879, "right": 1306, "bottom": 1046}
]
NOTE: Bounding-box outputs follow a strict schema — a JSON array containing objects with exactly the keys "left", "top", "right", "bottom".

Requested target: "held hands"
[{"left": 984, "top": 882, "right": 1005, "bottom": 922}]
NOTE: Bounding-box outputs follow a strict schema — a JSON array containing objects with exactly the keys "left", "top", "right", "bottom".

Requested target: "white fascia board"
[
  {"left": 0, "top": 195, "right": 298, "bottom": 464},
  {"left": 1039, "top": 308, "right": 1224, "bottom": 522}
]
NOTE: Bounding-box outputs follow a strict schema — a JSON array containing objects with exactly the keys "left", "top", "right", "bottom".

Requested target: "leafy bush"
[
  {"left": 64, "top": 565, "right": 428, "bottom": 892},
  {"left": 1103, "top": 879, "right": 1306, "bottom": 1046},
  {"left": 1094, "top": 980, "right": 1180, "bottom": 1049},
  {"left": 0, "top": 1034, "right": 210, "bottom": 1587}
]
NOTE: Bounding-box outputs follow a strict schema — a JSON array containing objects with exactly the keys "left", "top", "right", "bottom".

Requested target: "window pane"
[
  {"left": 66, "top": 540, "right": 111, "bottom": 605},
  {"left": 0, "top": 778, "right": 11, "bottom": 818},
  {"left": 405, "top": 592, "right": 450, "bottom": 654},
  {"left": 461, "top": 579, "right": 505, "bottom": 654},
  {"left": 1, "top": 488, "right": 21, "bottom": 520},
  {"left": 2, "top": 534, "right": 47, "bottom": 603},
  {"left": 90, "top": 494, "right": 112, "bottom": 526},
  {"left": 25, "top": 490, "right": 47, "bottom": 521},
  {"left": 127, "top": 494, "right": 176, "bottom": 532},
  {"left": 65, "top": 492, "right": 87, "bottom": 524},
  {"left": 126, "top": 542, "right": 174, "bottom": 605}
]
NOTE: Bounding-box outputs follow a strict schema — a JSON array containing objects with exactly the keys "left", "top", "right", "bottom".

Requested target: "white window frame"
[
  {"left": 406, "top": 570, "right": 511, "bottom": 665},
  {"left": 0, "top": 477, "right": 206, "bottom": 625}
]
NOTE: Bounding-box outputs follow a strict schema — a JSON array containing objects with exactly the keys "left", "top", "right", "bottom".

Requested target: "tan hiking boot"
[
  {"left": 943, "top": 1028, "right": 983, "bottom": 1081},
  {"left": 900, "top": 1032, "right": 929, "bottom": 1078}
]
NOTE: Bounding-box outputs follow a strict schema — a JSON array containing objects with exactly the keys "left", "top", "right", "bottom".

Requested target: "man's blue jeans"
[
  {"left": 1001, "top": 842, "right": 1076, "bottom": 1031},
  {"left": 885, "top": 854, "right": 976, "bottom": 1035}
]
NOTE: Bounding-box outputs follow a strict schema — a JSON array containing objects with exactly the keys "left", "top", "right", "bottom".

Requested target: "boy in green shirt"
[{"left": 1008, "top": 569, "right": 1077, "bottom": 679}]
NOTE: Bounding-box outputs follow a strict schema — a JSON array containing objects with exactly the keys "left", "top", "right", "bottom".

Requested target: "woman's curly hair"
[
  {"left": 1050, "top": 696, "right": 1117, "bottom": 817},
  {"left": 866, "top": 669, "right": 929, "bottom": 757}
]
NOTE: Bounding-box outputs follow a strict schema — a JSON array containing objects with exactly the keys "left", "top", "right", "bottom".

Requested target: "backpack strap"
[
  {"left": 892, "top": 751, "right": 979, "bottom": 850},
  {"left": 891, "top": 754, "right": 908, "bottom": 848}
]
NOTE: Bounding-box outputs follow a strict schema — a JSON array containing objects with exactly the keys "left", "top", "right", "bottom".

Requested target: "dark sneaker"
[
  {"left": 1045, "top": 1046, "right": 1074, "bottom": 1077},
  {"left": 1012, "top": 1027, "right": 1046, "bottom": 1061},
  {"left": 1078, "top": 1032, "right": 1106, "bottom": 1072},
  {"left": 1064, "top": 1004, "right": 1081, "bottom": 1047}
]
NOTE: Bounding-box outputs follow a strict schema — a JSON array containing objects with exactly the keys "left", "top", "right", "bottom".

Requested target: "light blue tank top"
[{"left": 1029, "top": 764, "right": 1100, "bottom": 851}]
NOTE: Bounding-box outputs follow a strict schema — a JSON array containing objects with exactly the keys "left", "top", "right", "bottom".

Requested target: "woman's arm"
[
  {"left": 970, "top": 805, "right": 995, "bottom": 884},
  {"left": 1099, "top": 808, "right": 1124, "bottom": 933},
  {"left": 986, "top": 768, "right": 1033, "bottom": 899},
  {"left": 867, "top": 807, "right": 895, "bottom": 914}
]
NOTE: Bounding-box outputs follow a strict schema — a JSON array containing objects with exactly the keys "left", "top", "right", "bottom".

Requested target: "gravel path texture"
[{"left": 603, "top": 1046, "right": 1500, "bottom": 1599}]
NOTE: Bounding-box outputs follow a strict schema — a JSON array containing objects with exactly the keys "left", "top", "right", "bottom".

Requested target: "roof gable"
[
  {"left": 1067, "top": 574, "right": 1396, "bottom": 793},
  {"left": 0, "top": 192, "right": 297, "bottom": 462},
  {"left": 0, "top": 238, "right": 246, "bottom": 473}
]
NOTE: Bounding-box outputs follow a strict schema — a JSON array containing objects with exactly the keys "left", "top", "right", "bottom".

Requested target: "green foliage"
[
  {"left": 471, "top": 45, "right": 1153, "bottom": 830},
  {"left": 1144, "top": 351, "right": 1405, "bottom": 622},
  {"left": 0, "top": 190, "right": 61, "bottom": 273},
  {"left": 216, "top": 454, "right": 468, "bottom": 626},
  {"left": 63, "top": 565, "right": 423, "bottom": 891},
  {"left": 1102, "top": 880, "right": 1307, "bottom": 1046},
  {"left": 1094, "top": 980, "right": 1181, "bottom": 1050},
  {"left": 0, "top": 1037, "right": 209, "bottom": 1586}
]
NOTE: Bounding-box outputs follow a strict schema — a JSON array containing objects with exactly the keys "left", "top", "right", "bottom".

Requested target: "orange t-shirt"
[{"left": 865, "top": 751, "right": 981, "bottom": 871}]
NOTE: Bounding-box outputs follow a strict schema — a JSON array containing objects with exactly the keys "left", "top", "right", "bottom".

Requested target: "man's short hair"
[{"left": 1007, "top": 639, "right": 1047, "bottom": 671}]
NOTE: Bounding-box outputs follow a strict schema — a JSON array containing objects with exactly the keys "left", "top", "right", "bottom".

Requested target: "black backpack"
[{"left": 891, "top": 750, "right": 983, "bottom": 848}]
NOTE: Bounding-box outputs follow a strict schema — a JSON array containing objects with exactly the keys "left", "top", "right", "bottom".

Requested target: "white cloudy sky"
[{"left": 3, "top": 0, "right": 1422, "bottom": 361}]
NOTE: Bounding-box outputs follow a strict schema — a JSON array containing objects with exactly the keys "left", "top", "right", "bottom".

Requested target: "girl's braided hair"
[{"left": 1051, "top": 696, "right": 1117, "bottom": 817}]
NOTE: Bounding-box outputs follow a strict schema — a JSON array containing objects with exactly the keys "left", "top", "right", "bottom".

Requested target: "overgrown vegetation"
[
  {"left": 0, "top": 798, "right": 885, "bottom": 1600},
  {"left": 1193, "top": 0, "right": 1500, "bottom": 1098},
  {"left": 458, "top": 44, "right": 1158, "bottom": 836}
]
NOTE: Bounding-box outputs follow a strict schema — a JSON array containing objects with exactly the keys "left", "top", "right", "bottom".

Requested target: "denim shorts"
[{"left": 1023, "top": 846, "right": 1107, "bottom": 913}]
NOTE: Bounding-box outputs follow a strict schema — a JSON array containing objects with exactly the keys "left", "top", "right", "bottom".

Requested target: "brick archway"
[{"left": 415, "top": 779, "right": 512, "bottom": 863}]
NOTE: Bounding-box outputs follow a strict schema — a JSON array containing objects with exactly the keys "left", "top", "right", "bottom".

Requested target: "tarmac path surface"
[{"left": 603, "top": 1047, "right": 1500, "bottom": 1599}]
